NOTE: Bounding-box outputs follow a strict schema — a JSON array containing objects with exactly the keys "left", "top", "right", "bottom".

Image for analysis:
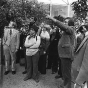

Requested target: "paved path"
[
  {"left": 2, "top": 64, "right": 63, "bottom": 88},
  {"left": 1, "top": 64, "right": 87, "bottom": 88}
]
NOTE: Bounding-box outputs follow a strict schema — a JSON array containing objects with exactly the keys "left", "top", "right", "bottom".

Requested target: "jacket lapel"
[{"left": 76, "top": 35, "right": 88, "bottom": 53}]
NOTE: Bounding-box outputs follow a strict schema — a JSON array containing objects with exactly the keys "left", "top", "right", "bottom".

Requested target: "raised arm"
[{"left": 46, "top": 15, "right": 73, "bottom": 34}]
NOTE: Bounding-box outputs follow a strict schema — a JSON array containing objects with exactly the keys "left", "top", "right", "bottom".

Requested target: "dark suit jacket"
[
  {"left": 49, "top": 29, "right": 61, "bottom": 56},
  {"left": 54, "top": 20, "right": 76, "bottom": 60}
]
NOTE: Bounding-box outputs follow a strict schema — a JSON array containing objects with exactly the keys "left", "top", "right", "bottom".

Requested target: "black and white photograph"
[{"left": 0, "top": 0, "right": 88, "bottom": 88}]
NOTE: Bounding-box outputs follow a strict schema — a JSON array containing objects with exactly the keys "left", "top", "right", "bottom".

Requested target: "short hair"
[
  {"left": 68, "top": 19, "right": 74, "bottom": 26},
  {"left": 30, "top": 25, "right": 38, "bottom": 33},
  {"left": 65, "top": 17, "right": 74, "bottom": 26}
]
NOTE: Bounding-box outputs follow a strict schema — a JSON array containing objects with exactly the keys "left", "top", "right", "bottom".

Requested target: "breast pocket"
[{"left": 62, "top": 44, "right": 71, "bottom": 54}]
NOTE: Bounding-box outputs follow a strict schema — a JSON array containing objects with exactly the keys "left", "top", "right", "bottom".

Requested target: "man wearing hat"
[{"left": 3, "top": 21, "right": 20, "bottom": 75}]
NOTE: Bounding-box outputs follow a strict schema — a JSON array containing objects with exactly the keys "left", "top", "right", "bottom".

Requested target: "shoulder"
[{"left": 4, "top": 26, "right": 9, "bottom": 31}]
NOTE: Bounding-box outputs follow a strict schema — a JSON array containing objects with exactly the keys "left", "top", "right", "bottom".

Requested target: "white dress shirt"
[{"left": 40, "top": 31, "right": 50, "bottom": 40}]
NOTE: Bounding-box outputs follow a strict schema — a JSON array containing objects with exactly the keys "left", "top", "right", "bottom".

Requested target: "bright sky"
[{"left": 37, "top": 0, "right": 77, "bottom": 4}]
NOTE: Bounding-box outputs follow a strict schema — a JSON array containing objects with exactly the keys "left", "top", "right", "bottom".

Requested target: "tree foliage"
[
  {"left": 0, "top": 0, "right": 47, "bottom": 37},
  {"left": 0, "top": 0, "right": 46, "bottom": 28},
  {"left": 71, "top": 0, "right": 88, "bottom": 19}
]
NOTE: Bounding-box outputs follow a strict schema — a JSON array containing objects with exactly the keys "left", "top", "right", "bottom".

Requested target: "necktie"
[{"left": 10, "top": 29, "right": 12, "bottom": 36}]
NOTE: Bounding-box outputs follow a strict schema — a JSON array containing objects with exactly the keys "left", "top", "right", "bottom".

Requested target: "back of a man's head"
[
  {"left": 65, "top": 17, "right": 74, "bottom": 26},
  {"left": 68, "top": 19, "right": 74, "bottom": 26}
]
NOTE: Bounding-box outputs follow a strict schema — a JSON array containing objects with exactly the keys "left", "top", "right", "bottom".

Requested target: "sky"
[{"left": 37, "top": 0, "right": 77, "bottom": 5}]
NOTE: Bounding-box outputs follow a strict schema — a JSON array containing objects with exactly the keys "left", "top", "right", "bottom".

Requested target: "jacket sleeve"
[
  {"left": 16, "top": 31, "right": 20, "bottom": 49},
  {"left": 30, "top": 36, "right": 41, "bottom": 49},
  {"left": 54, "top": 20, "right": 73, "bottom": 35}
]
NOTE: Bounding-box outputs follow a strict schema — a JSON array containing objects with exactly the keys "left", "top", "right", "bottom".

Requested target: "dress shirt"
[{"left": 40, "top": 31, "right": 50, "bottom": 40}]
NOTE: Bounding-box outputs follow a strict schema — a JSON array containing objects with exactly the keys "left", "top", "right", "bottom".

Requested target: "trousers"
[
  {"left": 3, "top": 45, "right": 16, "bottom": 71},
  {"left": 26, "top": 51, "right": 39, "bottom": 79},
  {"left": 61, "top": 58, "right": 72, "bottom": 88},
  {"left": 38, "top": 53, "right": 47, "bottom": 74}
]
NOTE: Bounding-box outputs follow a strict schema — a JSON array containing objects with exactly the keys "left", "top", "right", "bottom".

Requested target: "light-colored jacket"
[
  {"left": 3, "top": 27, "right": 20, "bottom": 52},
  {"left": 25, "top": 35, "right": 41, "bottom": 56}
]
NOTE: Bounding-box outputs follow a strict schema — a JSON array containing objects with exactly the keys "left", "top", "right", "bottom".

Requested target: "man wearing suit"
[
  {"left": 3, "top": 21, "right": 20, "bottom": 75},
  {"left": 46, "top": 16, "right": 76, "bottom": 88}
]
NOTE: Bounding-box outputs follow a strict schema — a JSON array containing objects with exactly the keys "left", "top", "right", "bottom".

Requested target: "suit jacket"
[
  {"left": 54, "top": 21, "right": 76, "bottom": 60},
  {"left": 3, "top": 27, "right": 20, "bottom": 53}
]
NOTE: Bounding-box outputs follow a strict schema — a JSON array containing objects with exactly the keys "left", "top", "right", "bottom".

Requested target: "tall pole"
[
  {"left": 67, "top": 4, "right": 70, "bottom": 17},
  {"left": 49, "top": 0, "right": 52, "bottom": 16}
]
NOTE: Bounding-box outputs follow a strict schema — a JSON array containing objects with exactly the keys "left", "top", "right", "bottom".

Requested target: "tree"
[
  {"left": 0, "top": 0, "right": 9, "bottom": 38},
  {"left": 71, "top": 0, "right": 88, "bottom": 20},
  {"left": 6, "top": 0, "right": 46, "bottom": 25},
  {"left": 0, "top": 0, "right": 7, "bottom": 7},
  {"left": 0, "top": 0, "right": 47, "bottom": 35}
]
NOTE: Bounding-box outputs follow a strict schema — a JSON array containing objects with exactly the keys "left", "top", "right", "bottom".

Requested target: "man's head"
[
  {"left": 8, "top": 21, "right": 17, "bottom": 28},
  {"left": 65, "top": 18, "right": 74, "bottom": 26}
]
